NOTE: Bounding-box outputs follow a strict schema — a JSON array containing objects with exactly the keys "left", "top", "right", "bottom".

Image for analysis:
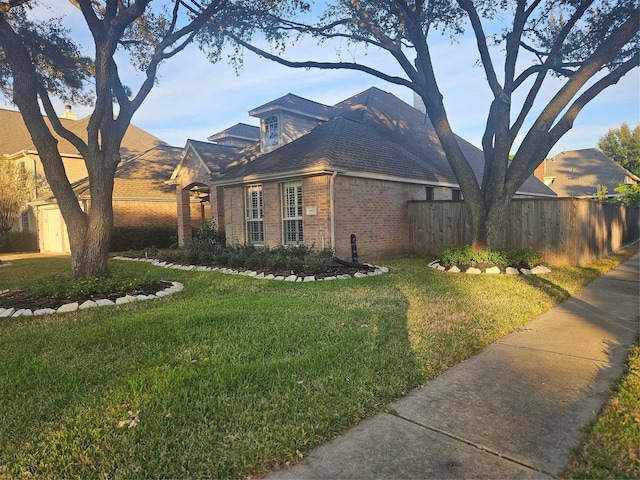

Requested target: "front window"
[
  {"left": 281, "top": 181, "right": 303, "bottom": 245},
  {"left": 21, "top": 211, "right": 30, "bottom": 231},
  {"left": 264, "top": 115, "right": 279, "bottom": 147},
  {"left": 245, "top": 184, "right": 264, "bottom": 245}
]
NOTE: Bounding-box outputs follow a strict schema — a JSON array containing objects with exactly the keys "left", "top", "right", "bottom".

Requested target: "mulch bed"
[
  {"left": 0, "top": 263, "right": 373, "bottom": 312},
  {"left": 0, "top": 282, "right": 172, "bottom": 311}
]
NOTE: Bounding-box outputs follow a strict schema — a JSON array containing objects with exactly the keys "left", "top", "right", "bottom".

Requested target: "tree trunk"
[
  {"left": 465, "top": 169, "right": 513, "bottom": 251},
  {"left": 68, "top": 199, "right": 113, "bottom": 279}
]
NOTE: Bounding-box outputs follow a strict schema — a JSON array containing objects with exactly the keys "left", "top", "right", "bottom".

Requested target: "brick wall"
[
  {"left": 224, "top": 185, "right": 245, "bottom": 245},
  {"left": 220, "top": 174, "right": 425, "bottom": 260},
  {"left": 301, "top": 175, "right": 332, "bottom": 250},
  {"left": 333, "top": 176, "right": 425, "bottom": 261},
  {"left": 111, "top": 200, "right": 182, "bottom": 227}
]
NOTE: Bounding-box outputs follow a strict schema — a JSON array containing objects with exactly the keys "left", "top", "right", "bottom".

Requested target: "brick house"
[
  {"left": 30, "top": 144, "right": 202, "bottom": 253},
  {"left": 170, "top": 87, "right": 554, "bottom": 261},
  {"left": 534, "top": 148, "right": 639, "bottom": 198},
  {"left": 0, "top": 107, "right": 186, "bottom": 253}
]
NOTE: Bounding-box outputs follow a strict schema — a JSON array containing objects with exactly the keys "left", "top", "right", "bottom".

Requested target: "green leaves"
[
  {"left": 598, "top": 123, "right": 640, "bottom": 175},
  {"left": 0, "top": 7, "right": 94, "bottom": 105}
]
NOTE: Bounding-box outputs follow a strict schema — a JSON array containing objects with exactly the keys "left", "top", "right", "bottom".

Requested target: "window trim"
[
  {"left": 281, "top": 181, "right": 303, "bottom": 245},
  {"left": 21, "top": 210, "right": 30, "bottom": 231},
  {"left": 264, "top": 115, "right": 279, "bottom": 148},
  {"left": 245, "top": 184, "right": 264, "bottom": 245}
]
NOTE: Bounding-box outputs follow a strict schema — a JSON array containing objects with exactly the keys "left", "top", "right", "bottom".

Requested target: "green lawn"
[
  {"left": 0, "top": 247, "right": 637, "bottom": 479},
  {"left": 562, "top": 342, "right": 640, "bottom": 479}
]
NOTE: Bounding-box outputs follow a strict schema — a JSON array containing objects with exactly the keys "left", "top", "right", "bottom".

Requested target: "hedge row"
[
  {"left": 109, "top": 225, "right": 177, "bottom": 252},
  {"left": 0, "top": 231, "right": 38, "bottom": 253}
]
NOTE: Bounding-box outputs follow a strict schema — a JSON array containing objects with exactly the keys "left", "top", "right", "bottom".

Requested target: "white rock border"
[
  {"left": 111, "top": 256, "right": 390, "bottom": 282},
  {"left": 427, "top": 260, "right": 551, "bottom": 275},
  {"left": 0, "top": 281, "right": 183, "bottom": 318}
]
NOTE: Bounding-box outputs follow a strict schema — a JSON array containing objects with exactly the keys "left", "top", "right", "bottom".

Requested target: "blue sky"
[{"left": 8, "top": 1, "right": 639, "bottom": 157}]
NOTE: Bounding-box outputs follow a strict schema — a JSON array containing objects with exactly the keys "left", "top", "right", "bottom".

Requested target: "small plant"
[{"left": 26, "top": 271, "right": 161, "bottom": 300}]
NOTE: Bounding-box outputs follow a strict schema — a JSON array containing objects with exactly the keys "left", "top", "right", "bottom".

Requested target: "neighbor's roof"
[
  {"left": 542, "top": 148, "right": 639, "bottom": 197},
  {"left": 217, "top": 87, "right": 554, "bottom": 197},
  {"left": 35, "top": 144, "right": 183, "bottom": 204},
  {"left": 0, "top": 108, "right": 165, "bottom": 158}
]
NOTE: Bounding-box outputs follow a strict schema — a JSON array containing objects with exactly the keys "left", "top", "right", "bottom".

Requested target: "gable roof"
[
  {"left": 169, "top": 139, "right": 260, "bottom": 183},
  {"left": 216, "top": 87, "right": 554, "bottom": 197},
  {"left": 249, "top": 93, "right": 335, "bottom": 120},
  {"left": 33, "top": 144, "right": 183, "bottom": 204},
  {"left": 207, "top": 122, "right": 259, "bottom": 143},
  {"left": 0, "top": 108, "right": 165, "bottom": 159},
  {"left": 542, "top": 148, "right": 639, "bottom": 197}
]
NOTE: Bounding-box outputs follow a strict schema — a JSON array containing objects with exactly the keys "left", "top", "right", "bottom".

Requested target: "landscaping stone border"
[
  {"left": 0, "top": 281, "right": 184, "bottom": 318},
  {"left": 0, "top": 256, "right": 389, "bottom": 318},
  {"left": 112, "top": 256, "right": 390, "bottom": 282},
  {"left": 427, "top": 260, "right": 552, "bottom": 275}
]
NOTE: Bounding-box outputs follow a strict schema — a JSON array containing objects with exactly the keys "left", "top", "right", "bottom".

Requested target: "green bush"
[
  {"left": 122, "top": 220, "right": 339, "bottom": 276},
  {"left": 26, "top": 270, "right": 161, "bottom": 300},
  {"left": 0, "top": 231, "right": 38, "bottom": 253},
  {"left": 437, "top": 246, "right": 542, "bottom": 269},
  {"left": 110, "top": 225, "right": 177, "bottom": 252}
]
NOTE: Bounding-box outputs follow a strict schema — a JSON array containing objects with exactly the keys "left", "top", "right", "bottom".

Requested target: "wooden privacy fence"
[{"left": 408, "top": 198, "right": 640, "bottom": 266}]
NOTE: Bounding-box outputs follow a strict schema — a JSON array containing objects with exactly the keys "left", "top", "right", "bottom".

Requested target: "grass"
[
  {"left": 0, "top": 246, "right": 637, "bottom": 479},
  {"left": 561, "top": 342, "right": 640, "bottom": 479}
]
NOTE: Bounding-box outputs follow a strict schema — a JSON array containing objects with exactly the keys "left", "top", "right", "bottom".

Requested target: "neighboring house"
[
  {"left": 170, "top": 87, "right": 555, "bottom": 261},
  {"left": 31, "top": 144, "right": 201, "bottom": 253},
  {"left": 534, "top": 148, "right": 640, "bottom": 198},
  {"left": 0, "top": 107, "right": 179, "bottom": 252}
]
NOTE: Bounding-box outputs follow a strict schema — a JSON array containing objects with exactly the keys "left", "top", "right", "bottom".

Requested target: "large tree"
[
  {"left": 219, "top": 0, "right": 639, "bottom": 249},
  {"left": 598, "top": 122, "right": 640, "bottom": 175},
  {"left": 0, "top": 0, "right": 299, "bottom": 278}
]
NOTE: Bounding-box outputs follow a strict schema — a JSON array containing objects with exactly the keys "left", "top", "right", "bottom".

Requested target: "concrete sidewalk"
[{"left": 268, "top": 253, "right": 640, "bottom": 479}]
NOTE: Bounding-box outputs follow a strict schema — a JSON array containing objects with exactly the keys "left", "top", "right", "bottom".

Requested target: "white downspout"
[{"left": 330, "top": 170, "right": 338, "bottom": 252}]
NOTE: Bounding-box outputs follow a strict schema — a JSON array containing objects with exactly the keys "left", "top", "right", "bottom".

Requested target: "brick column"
[{"left": 177, "top": 187, "right": 192, "bottom": 247}]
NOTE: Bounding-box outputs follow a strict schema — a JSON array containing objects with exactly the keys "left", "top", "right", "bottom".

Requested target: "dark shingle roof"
[
  {"left": 207, "top": 122, "right": 259, "bottom": 143},
  {"left": 543, "top": 148, "right": 639, "bottom": 197},
  {"left": 218, "top": 86, "right": 554, "bottom": 196},
  {"left": 249, "top": 93, "right": 335, "bottom": 120},
  {"left": 188, "top": 139, "right": 260, "bottom": 175}
]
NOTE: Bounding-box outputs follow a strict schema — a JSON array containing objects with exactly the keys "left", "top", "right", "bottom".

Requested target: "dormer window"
[{"left": 264, "top": 115, "right": 279, "bottom": 147}]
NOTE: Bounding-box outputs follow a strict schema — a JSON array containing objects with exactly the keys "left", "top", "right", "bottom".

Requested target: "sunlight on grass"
[
  {"left": 0, "top": 245, "right": 637, "bottom": 479},
  {"left": 562, "top": 343, "right": 640, "bottom": 479}
]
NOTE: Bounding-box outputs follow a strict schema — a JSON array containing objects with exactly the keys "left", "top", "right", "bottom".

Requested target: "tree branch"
[
  {"left": 37, "top": 84, "right": 89, "bottom": 159},
  {"left": 546, "top": 52, "right": 639, "bottom": 149},
  {"left": 457, "top": 0, "right": 502, "bottom": 98},
  {"left": 224, "top": 30, "right": 416, "bottom": 91}
]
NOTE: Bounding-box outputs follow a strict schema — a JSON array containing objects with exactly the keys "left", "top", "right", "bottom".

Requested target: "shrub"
[
  {"left": 26, "top": 270, "right": 161, "bottom": 300},
  {"left": 110, "top": 226, "right": 176, "bottom": 252},
  {"left": 0, "top": 231, "right": 38, "bottom": 253},
  {"left": 304, "top": 248, "right": 336, "bottom": 275},
  {"left": 437, "top": 246, "right": 542, "bottom": 269}
]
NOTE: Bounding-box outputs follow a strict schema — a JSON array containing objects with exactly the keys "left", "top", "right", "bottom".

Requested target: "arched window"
[{"left": 264, "top": 116, "right": 279, "bottom": 147}]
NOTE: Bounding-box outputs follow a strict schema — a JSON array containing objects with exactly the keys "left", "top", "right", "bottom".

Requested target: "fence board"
[{"left": 409, "top": 198, "right": 639, "bottom": 266}]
